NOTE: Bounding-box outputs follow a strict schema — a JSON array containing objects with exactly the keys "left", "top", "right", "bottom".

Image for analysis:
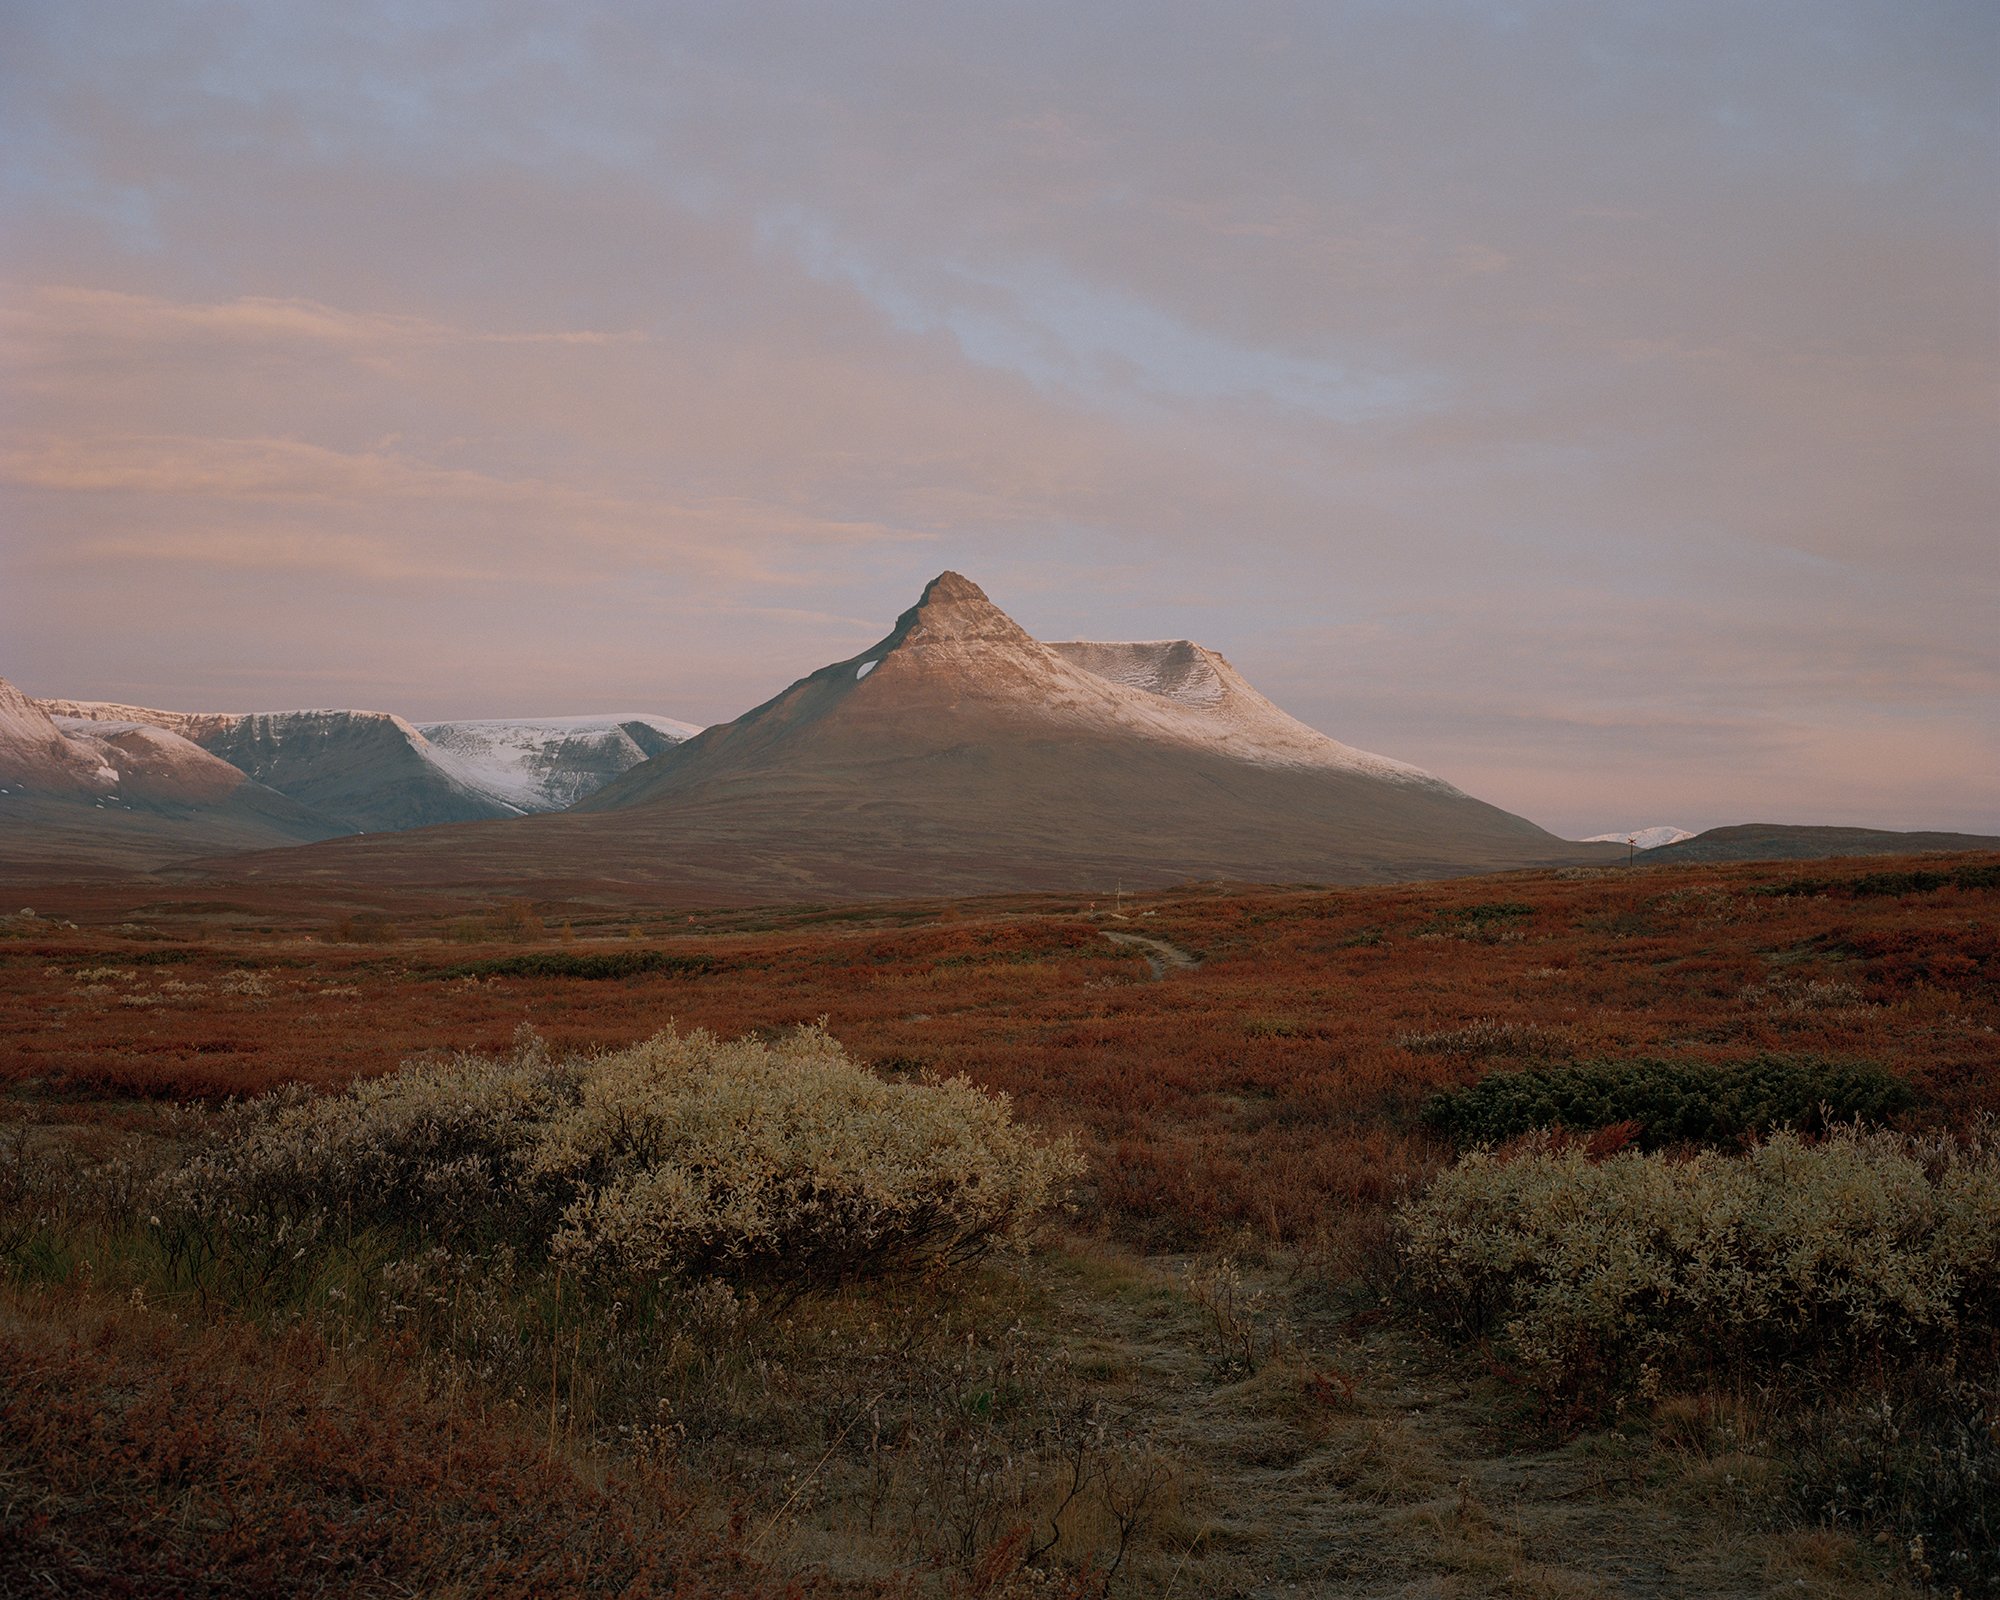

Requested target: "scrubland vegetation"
[{"left": 2, "top": 851, "right": 1997, "bottom": 1595}]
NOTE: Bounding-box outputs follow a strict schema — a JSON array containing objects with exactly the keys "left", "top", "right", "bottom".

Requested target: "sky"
[{"left": 2, "top": 1, "right": 1995, "bottom": 838}]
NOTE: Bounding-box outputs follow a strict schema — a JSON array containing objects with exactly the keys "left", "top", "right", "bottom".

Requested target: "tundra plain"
[{"left": 2, "top": 850, "right": 1995, "bottom": 1597}]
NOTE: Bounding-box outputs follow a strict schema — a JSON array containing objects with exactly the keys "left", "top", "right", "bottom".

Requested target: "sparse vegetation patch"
[{"left": 1783, "top": 1363, "right": 1998, "bottom": 1599}]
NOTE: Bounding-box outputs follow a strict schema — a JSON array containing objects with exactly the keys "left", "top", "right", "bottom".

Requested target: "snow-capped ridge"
[
  {"left": 417, "top": 714, "right": 702, "bottom": 812},
  {"left": 1581, "top": 826, "right": 1696, "bottom": 851},
  {"left": 818, "top": 573, "right": 1458, "bottom": 789},
  {"left": 39, "top": 695, "right": 703, "bottom": 826},
  {"left": 1047, "top": 640, "right": 1225, "bottom": 706}
]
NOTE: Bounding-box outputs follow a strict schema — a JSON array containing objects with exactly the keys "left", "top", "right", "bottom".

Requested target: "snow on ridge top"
[
  {"left": 1040, "top": 639, "right": 1455, "bottom": 790},
  {"left": 417, "top": 713, "right": 701, "bottom": 812},
  {"left": 847, "top": 582, "right": 1457, "bottom": 790},
  {"left": 419, "top": 713, "right": 703, "bottom": 740},
  {"left": 46, "top": 700, "right": 402, "bottom": 722},
  {"left": 1047, "top": 640, "right": 1224, "bottom": 707},
  {"left": 51, "top": 716, "right": 154, "bottom": 737},
  {"left": 1581, "top": 826, "right": 1695, "bottom": 850}
]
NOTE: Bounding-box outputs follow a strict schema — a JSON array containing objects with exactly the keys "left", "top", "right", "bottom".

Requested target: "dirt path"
[
  {"left": 1031, "top": 1247, "right": 1907, "bottom": 1600},
  {"left": 1100, "top": 929, "right": 1200, "bottom": 980}
]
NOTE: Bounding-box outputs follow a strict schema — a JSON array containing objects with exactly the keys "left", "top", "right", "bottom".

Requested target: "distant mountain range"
[
  {"left": 2, "top": 685, "right": 698, "bottom": 876},
  {"left": 0, "top": 678, "right": 337, "bottom": 876},
  {"left": 5, "top": 574, "right": 1994, "bottom": 896},
  {"left": 187, "top": 572, "right": 1622, "bottom": 900}
]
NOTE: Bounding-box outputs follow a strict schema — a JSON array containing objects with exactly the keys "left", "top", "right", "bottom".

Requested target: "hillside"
[
  {"left": 44, "top": 702, "right": 524, "bottom": 832},
  {"left": 1643, "top": 822, "right": 2000, "bottom": 864}
]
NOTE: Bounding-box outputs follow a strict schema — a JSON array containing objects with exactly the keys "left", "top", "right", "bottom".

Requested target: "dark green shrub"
[
  {"left": 433, "top": 949, "right": 714, "bottom": 981},
  {"left": 1436, "top": 901, "right": 1533, "bottom": 926},
  {"left": 1419, "top": 1054, "right": 1916, "bottom": 1148},
  {"left": 1751, "top": 863, "right": 2000, "bottom": 900}
]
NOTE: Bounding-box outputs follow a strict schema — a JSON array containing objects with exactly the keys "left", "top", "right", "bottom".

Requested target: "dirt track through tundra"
[
  {"left": 1036, "top": 1248, "right": 1904, "bottom": 1599},
  {"left": 1099, "top": 929, "right": 1200, "bottom": 979}
]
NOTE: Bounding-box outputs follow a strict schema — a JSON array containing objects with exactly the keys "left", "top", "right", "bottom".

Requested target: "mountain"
[
  {"left": 41, "top": 702, "right": 699, "bottom": 834},
  {"left": 1640, "top": 824, "right": 2000, "bottom": 865},
  {"left": 416, "top": 715, "right": 701, "bottom": 812},
  {"left": 1581, "top": 826, "right": 1695, "bottom": 851},
  {"left": 43, "top": 702, "right": 519, "bottom": 833},
  {"left": 0, "top": 678, "right": 342, "bottom": 877},
  {"left": 195, "top": 573, "right": 1620, "bottom": 900}
]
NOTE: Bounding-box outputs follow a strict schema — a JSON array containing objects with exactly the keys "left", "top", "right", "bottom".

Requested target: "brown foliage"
[{"left": 0, "top": 1285, "right": 863, "bottom": 1598}]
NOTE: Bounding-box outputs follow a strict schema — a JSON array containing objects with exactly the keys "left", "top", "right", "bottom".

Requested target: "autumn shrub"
[
  {"left": 534, "top": 1028, "right": 1080, "bottom": 1287},
  {"left": 1398, "top": 1126, "right": 2000, "bottom": 1404},
  {"left": 1416, "top": 901, "right": 1534, "bottom": 944},
  {"left": 1418, "top": 1054, "right": 1915, "bottom": 1149},
  {"left": 485, "top": 900, "right": 546, "bottom": 941},
  {"left": 127, "top": 946, "right": 198, "bottom": 965},
  {"left": 159, "top": 1024, "right": 1080, "bottom": 1295}
]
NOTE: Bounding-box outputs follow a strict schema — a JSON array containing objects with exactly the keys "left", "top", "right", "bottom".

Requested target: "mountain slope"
[
  {"left": 0, "top": 679, "right": 344, "bottom": 878},
  {"left": 44, "top": 702, "right": 522, "bottom": 832},
  {"left": 1641, "top": 824, "right": 2000, "bottom": 865},
  {"left": 195, "top": 574, "right": 1618, "bottom": 900}
]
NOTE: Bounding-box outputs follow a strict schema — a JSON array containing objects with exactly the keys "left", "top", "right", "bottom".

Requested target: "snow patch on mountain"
[
  {"left": 44, "top": 698, "right": 702, "bottom": 823},
  {"left": 1043, "top": 638, "right": 1454, "bottom": 788},
  {"left": 417, "top": 715, "right": 702, "bottom": 812},
  {"left": 1049, "top": 640, "right": 1225, "bottom": 707},
  {"left": 1581, "top": 826, "right": 1696, "bottom": 851}
]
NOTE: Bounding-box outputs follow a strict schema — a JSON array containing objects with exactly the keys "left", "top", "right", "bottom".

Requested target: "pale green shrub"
[
  {"left": 1399, "top": 1126, "right": 2000, "bottom": 1399},
  {"left": 534, "top": 1025, "right": 1080, "bottom": 1286},
  {"left": 164, "top": 1029, "right": 581, "bottom": 1243},
  {"left": 160, "top": 1025, "right": 1079, "bottom": 1293}
]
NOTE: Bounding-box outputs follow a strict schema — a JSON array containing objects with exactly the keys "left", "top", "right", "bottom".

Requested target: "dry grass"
[{"left": 0, "top": 1281, "right": 841, "bottom": 1599}]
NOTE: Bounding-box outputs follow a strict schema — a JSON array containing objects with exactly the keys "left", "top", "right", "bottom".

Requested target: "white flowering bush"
[
  {"left": 159, "top": 1025, "right": 1080, "bottom": 1294},
  {"left": 1398, "top": 1126, "right": 2000, "bottom": 1400}
]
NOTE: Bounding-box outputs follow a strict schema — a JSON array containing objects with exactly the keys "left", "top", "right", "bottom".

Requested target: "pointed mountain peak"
[
  {"left": 880, "top": 571, "right": 1036, "bottom": 652},
  {"left": 920, "top": 570, "right": 989, "bottom": 606}
]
